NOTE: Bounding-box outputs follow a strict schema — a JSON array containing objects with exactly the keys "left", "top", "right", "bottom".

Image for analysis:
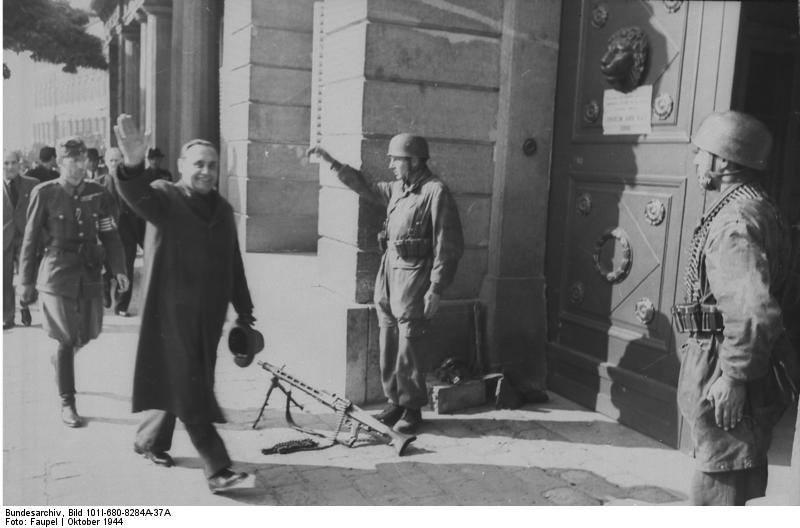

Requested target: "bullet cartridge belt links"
[{"left": 672, "top": 303, "right": 724, "bottom": 334}]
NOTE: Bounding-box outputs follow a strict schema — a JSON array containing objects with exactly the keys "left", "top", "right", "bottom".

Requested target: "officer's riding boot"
[{"left": 56, "top": 344, "right": 84, "bottom": 428}]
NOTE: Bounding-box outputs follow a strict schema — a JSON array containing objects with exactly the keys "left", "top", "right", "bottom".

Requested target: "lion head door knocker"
[{"left": 600, "top": 26, "right": 649, "bottom": 93}]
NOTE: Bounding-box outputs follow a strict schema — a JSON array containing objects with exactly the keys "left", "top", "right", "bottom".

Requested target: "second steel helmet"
[
  {"left": 387, "top": 133, "right": 429, "bottom": 159},
  {"left": 692, "top": 111, "right": 773, "bottom": 171}
]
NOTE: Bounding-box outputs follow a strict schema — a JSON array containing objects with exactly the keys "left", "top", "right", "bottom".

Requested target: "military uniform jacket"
[
  {"left": 337, "top": 165, "right": 464, "bottom": 294},
  {"left": 117, "top": 164, "right": 254, "bottom": 424},
  {"left": 677, "top": 182, "right": 793, "bottom": 472},
  {"left": 18, "top": 178, "right": 125, "bottom": 299}
]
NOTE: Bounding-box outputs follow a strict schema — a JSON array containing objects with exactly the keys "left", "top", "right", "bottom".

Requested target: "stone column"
[
  {"left": 140, "top": 3, "right": 173, "bottom": 165},
  {"left": 170, "top": 0, "right": 220, "bottom": 157},
  {"left": 121, "top": 23, "right": 141, "bottom": 118},
  {"left": 479, "top": 0, "right": 561, "bottom": 386},
  {"left": 106, "top": 33, "right": 120, "bottom": 144}
]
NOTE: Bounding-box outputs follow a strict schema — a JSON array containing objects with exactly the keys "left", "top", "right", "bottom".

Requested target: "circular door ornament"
[
  {"left": 653, "top": 93, "right": 674, "bottom": 120},
  {"left": 583, "top": 100, "right": 601, "bottom": 123},
  {"left": 576, "top": 193, "right": 592, "bottom": 216},
  {"left": 591, "top": 3, "right": 609, "bottom": 28},
  {"left": 592, "top": 227, "right": 633, "bottom": 284},
  {"left": 634, "top": 298, "right": 656, "bottom": 324},
  {"left": 569, "top": 282, "right": 586, "bottom": 305},
  {"left": 663, "top": 0, "right": 684, "bottom": 13},
  {"left": 644, "top": 199, "right": 666, "bottom": 225}
]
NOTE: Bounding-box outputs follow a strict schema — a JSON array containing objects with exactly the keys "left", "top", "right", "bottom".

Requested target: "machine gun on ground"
[{"left": 253, "top": 360, "right": 416, "bottom": 456}]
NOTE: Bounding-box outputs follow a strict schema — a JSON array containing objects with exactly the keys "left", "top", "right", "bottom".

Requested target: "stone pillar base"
[
  {"left": 480, "top": 275, "right": 548, "bottom": 387},
  {"left": 320, "top": 297, "right": 478, "bottom": 405}
]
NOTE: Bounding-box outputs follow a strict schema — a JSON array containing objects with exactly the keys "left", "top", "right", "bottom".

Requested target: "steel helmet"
[
  {"left": 692, "top": 111, "right": 773, "bottom": 171},
  {"left": 387, "top": 133, "right": 429, "bottom": 159}
]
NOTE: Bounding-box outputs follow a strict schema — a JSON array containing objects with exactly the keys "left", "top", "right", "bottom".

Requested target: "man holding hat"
[
  {"left": 17, "top": 137, "right": 129, "bottom": 427},
  {"left": 674, "top": 110, "right": 795, "bottom": 505},
  {"left": 112, "top": 114, "right": 256, "bottom": 493},
  {"left": 308, "top": 134, "right": 464, "bottom": 435}
]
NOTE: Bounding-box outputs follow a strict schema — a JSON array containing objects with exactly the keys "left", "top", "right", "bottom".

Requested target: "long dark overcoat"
[{"left": 117, "top": 165, "right": 253, "bottom": 424}]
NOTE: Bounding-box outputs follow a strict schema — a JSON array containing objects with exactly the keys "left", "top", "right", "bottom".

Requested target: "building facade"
[
  {"left": 3, "top": 52, "right": 110, "bottom": 158},
  {"left": 94, "top": 0, "right": 800, "bottom": 452}
]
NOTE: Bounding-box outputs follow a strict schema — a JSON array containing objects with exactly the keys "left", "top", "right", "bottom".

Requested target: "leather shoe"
[
  {"left": 20, "top": 307, "right": 31, "bottom": 326},
  {"left": 374, "top": 403, "right": 404, "bottom": 427},
  {"left": 394, "top": 408, "right": 422, "bottom": 435},
  {"left": 115, "top": 310, "right": 129, "bottom": 317},
  {"left": 3, "top": 321, "right": 14, "bottom": 330},
  {"left": 208, "top": 468, "right": 249, "bottom": 493},
  {"left": 133, "top": 445, "right": 174, "bottom": 467},
  {"left": 61, "top": 404, "right": 85, "bottom": 428}
]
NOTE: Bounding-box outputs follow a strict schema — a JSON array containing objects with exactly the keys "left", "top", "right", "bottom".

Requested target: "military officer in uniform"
[
  {"left": 17, "top": 137, "right": 129, "bottom": 428},
  {"left": 673, "top": 111, "right": 795, "bottom": 505},
  {"left": 308, "top": 134, "right": 464, "bottom": 434}
]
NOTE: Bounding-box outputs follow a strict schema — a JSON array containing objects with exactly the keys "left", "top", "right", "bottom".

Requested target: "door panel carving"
[{"left": 572, "top": 0, "right": 701, "bottom": 143}]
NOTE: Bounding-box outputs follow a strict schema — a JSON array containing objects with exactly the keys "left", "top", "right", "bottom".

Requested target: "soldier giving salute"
[{"left": 18, "top": 137, "right": 129, "bottom": 428}]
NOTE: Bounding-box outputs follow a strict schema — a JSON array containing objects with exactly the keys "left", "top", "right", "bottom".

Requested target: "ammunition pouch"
[
  {"left": 672, "top": 302, "right": 724, "bottom": 334},
  {"left": 392, "top": 237, "right": 432, "bottom": 259},
  {"left": 377, "top": 230, "right": 388, "bottom": 252}
]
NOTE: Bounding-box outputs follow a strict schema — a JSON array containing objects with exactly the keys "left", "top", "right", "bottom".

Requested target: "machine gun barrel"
[{"left": 257, "top": 361, "right": 415, "bottom": 456}]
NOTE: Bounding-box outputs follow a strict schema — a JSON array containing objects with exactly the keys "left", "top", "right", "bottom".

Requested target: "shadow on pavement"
[{"left": 184, "top": 459, "right": 687, "bottom": 506}]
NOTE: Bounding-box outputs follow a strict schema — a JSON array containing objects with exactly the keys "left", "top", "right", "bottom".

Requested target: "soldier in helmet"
[
  {"left": 674, "top": 110, "right": 795, "bottom": 505},
  {"left": 17, "top": 137, "right": 129, "bottom": 427},
  {"left": 308, "top": 135, "right": 464, "bottom": 434}
]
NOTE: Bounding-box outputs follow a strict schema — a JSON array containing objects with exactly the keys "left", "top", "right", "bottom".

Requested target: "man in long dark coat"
[{"left": 113, "top": 114, "right": 256, "bottom": 494}]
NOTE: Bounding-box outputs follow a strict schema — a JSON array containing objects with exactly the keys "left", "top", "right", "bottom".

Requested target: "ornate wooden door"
[{"left": 545, "top": 0, "right": 743, "bottom": 447}]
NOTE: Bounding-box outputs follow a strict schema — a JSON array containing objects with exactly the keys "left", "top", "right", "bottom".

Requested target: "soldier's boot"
[
  {"left": 56, "top": 344, "right": 84, "bottom": 428},
  {"left": 374, "top": 403, "right": 404, "bottom": 427},
  {"left": 394, "top": 408, "right": 422, "bottom": 435},
  {"left": 60, "top": 399, "right": 84, "bottom": 428}
]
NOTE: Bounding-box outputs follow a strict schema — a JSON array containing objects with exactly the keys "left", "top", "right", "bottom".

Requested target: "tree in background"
[{"left": 3, "top": 0, "right": 107, "bottom": 79}]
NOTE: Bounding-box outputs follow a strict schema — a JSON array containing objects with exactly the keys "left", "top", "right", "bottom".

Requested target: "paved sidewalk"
[{"left": 2, "top": 254, "right": 796, "bottom": 505}]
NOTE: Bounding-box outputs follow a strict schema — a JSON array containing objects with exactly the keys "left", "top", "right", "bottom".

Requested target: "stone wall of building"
[{"left": 221, "top": 0, "right": 319, "bottom": 252}]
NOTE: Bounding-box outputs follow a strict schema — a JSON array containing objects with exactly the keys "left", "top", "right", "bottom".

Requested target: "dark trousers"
[
  {"left": 135, "top": 409, "right": 231, "bottom": 478},
  {"left": 690, "top": 466, "right": 768, "bottom": 505},
  {"left": 104, "top": 214, "right": 141, "bottom": 312},
  {"left": 3, "top": 244, "right": 15, "bottom": 324}
]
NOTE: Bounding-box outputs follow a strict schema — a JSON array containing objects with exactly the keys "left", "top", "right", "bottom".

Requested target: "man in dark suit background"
[{"left": 4, "top": 151, "right": 41, "bottom": 329}]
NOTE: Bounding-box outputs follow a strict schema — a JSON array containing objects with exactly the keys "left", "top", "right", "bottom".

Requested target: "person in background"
[
  {"left": 145, "top": 147, "right": 172, "bottom": 182},
  {"left": 17, "top": 137, "right": 129, "bottom": 427},
  {"left": 99, "top": 147, "right": 140, "bottom": 316},
  {"left": 3, "top": 151, "right": 39, "bottom": 329},
  {"left": 25, "top": 146, "right": 59, "bottom": 183},
  {"left": 85, "top": 149, "right": 104, "bottom": 181}
]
